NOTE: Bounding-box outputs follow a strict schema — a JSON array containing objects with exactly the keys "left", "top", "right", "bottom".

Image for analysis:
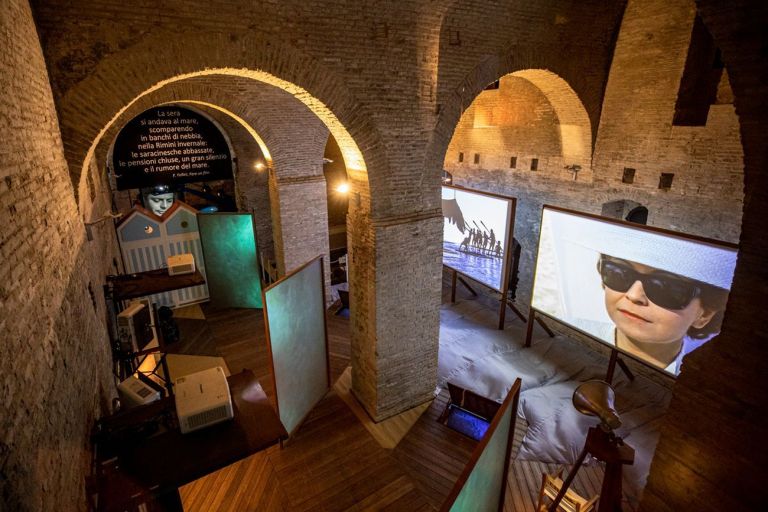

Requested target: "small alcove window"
[{"left": 658, "top": 173, "right": 674, "bottom": 190}]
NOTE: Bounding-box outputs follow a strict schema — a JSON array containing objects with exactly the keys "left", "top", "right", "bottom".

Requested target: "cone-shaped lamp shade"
[{"left": 572, "top": 380, "right": 621, "bottom": 431}]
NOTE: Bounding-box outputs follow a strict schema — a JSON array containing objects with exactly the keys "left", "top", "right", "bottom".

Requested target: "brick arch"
[
  {"left": 93, "top": 76, "right": 331, "bottom": 182},
  {"left": 433, "top": 0, "right": 624, "bottom": 152},
  {"left": 58, "top": 31, "right": 381, "bottom": 210},
  {"left": 427, "top": 58, "right": 594, "bottom": 182},
  {"left": 509, "top": 69, "right": 592, "bottom": 165},
  {"left": 164, "top": 100, "right": 273, "bottom": 163},
  {"left": 92, "top": 76, "right": 336, "bottom": 275}
]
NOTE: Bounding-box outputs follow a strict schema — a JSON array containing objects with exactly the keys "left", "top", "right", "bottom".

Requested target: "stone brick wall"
[
  {"left": 447, "top": 0, "right": 743, "bottom": 315},
  {"left": 0, "top": 1, "right": 116, "bottom": 510},
  {"left": 591, "top": 0, "right": 743, "bottom": 237},
  {"left": 642, "top": 0, "right": 768, "bottom": 509},
  {"left": 14, "top": 4, "right": 768, "bottom": 507},
  {"left": 370, "top": 215, "right": 444, "bottom": 418},
  {"left": 446, "top": 76, "right": 563, "bottom": 176},
  {"left": 270, "top": 176, "right": 332, "bottom": 298}
]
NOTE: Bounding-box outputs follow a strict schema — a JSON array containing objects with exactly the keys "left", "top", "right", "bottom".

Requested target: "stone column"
[
  {"left": 347, "top": 170, "right": 442, "bottom": 420},
  {"left": 268, "top": 171, "right": 332, "bottom": 298}
]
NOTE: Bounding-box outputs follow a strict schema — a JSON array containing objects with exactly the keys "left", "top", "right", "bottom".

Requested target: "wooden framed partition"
[
  {"left": 262, "top": 256, "right": 330, "bottom": 436},
  {"left": 439, "top": 378, "right": 522, "bottom": 512}
]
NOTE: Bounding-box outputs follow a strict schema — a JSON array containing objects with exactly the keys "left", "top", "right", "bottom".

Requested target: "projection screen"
[
  {"left": 531, "top": 206, "right": 738, "bottom": 376},
  {"left": 442, "top": 185, "right": 515, "bottom": 292},
  {"left": 263, "top": 256, "right": 329, "bottom": 435}
]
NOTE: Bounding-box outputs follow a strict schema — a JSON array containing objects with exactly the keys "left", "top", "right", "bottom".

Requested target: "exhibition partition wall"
[
  {"left": 440, "top": 379, "right": 521, "bottom": 512},
  {"left": 529, "top": 206, "right": 738, "bottom": 377},
  {"left": 442, "top": 185, "right": 517, "bottom": 328},
  {"left": 263, "top": 256, "right": 330, "bottom": 436},
  {"left": 198, "top": 212, "right": 263, "bottom": 308}
]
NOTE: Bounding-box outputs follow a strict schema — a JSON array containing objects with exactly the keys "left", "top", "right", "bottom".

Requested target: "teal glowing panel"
[
  {"left": 264, "top": 257, "right": 328, "bottom": 435},
  {"left": 442, "top": 381, "right": 520, "bottom": 512},
  {"left": 197, "top": 213, "right": 263, "bottom": 308}
]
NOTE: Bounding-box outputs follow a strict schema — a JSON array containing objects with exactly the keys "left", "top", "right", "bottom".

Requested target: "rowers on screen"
[{"left": 459, "top": 224, "right": 501, "bottom": 257}]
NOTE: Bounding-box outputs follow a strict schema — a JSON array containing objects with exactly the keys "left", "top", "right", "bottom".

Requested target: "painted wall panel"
[
  {"left": 264, "top": 257, "right": 328, "bottom": 435},
  {"left": 198, "top": 212, "right": 262, "bottom": 308}
]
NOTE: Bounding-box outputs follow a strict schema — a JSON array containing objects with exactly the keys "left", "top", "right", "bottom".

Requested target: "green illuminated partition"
[
  {"left": 197, "top": 213, "right": 263, "bottom": 308},
  {"left": 440, "top": 379, "right": 521, "bottom": 512},
  {"left": 263, "top": 256, "right": 330, "bottom": 435}
]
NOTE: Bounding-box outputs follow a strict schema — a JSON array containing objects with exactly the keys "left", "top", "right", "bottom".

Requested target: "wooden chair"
[{"left": 536, "top": 468, "right": 599, "bottom": 512}]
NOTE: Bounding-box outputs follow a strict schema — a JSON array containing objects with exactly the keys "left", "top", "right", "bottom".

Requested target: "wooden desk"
[
  {"left": 92, "top": 370, "right": 287, "bottom": 511},
  {"left": 106, "top": 269, "right": 206, "bottom": 302}
]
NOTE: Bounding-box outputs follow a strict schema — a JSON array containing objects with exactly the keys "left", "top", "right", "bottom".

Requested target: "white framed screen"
[
  {"left": 531, "top": 206, "right": 737, "bottom": 376},
  {"left": 442, "top": 185, "right": 515, "bottom": 292}
]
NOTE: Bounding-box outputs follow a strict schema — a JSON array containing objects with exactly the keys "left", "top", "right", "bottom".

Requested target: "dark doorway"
[{"left": 626, "top": 206, "right": 649, "bottom": 225}]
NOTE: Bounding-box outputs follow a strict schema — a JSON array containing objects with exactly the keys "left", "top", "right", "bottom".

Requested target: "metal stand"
[
  {"left": 524, "top": 309, "right": 556, "bottom": 347},
  {"left": 449, "top": 269, "right": 478, "bottom": 302},
  {"left": 605, "top": 350, "right": 635, "bottom": 384},
  {"left": 448, "top": 267, "right": 527, "bottom": 331},
  {"left": 548, "top": 427, "right": 634, "bottom": 512},
  {"left": 504, "top": 298, "right": 527, "bottom": 323},
  {"left": 103, "top": 284, "right": 174, "bottom": 397}
]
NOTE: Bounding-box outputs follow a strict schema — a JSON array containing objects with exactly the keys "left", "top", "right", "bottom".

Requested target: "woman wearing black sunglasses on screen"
[{"left": 597, "top": 254, "right": 729, "bottom": 373}]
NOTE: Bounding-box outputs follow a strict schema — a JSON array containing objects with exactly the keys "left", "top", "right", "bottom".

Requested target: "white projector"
[
  {"left": 167, "top": 253, "right": 195, "bottom": 276},
  {"left": 118, "top": 375, "right": 161, "bottom": 407},
  {"left": 174, "top": 366, "right": 233, "bottom": 434}
]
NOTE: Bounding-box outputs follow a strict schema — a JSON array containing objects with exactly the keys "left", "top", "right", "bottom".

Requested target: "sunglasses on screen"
[{"left": 598, "top": 258, "right": 701, "bottom": 310}]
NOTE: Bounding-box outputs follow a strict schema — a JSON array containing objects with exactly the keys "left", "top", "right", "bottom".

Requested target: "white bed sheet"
[{"left": 437, "top": 305, "right": 671, "bottom": 497}]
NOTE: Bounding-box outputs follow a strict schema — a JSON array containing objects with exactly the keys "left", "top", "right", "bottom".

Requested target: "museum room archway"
[
  {"left": 65, "top": 50, "right": 434, "bottom": 422},
  {"left": 432, "top": 25, "right": 746, "bottom": 503}
]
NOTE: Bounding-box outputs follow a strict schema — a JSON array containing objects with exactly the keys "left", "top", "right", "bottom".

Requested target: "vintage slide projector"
[
  {"left": 116, "top": 301, "right": 156, "bottom": 353},
  {"left": 174, "top": 366, "right": 233, "bottom": 434},
  {"left": 167, "top": 253, "right": 195, "bottom": 276}
]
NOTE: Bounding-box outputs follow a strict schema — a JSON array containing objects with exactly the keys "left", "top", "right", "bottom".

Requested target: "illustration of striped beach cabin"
[{"left": 116, "top": 201, "right": 208, "bottom": 307}]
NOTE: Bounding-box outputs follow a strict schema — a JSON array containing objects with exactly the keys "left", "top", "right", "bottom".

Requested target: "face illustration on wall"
[{"left": 143, "top": 185, "right": 175, "bottom": 216}]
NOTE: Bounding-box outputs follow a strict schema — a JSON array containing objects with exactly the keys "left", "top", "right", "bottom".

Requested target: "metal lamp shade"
[{"left": 572, "top": 380, "right": 622, "bottom": 431}]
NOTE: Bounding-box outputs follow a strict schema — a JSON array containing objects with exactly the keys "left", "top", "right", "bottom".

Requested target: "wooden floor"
[
  {"left": 178, "top": 304, "right": 467, "bottom": 511},
  {"left": 176, "top": 296, "right": 633, "bottom": 511}
]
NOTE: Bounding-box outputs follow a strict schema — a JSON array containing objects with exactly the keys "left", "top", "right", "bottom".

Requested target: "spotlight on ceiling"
[
  {"left": 335, "top": 182, "right": 350, "bottom": 194},
  {"left": 254, "top": 160, "right": 266, "bottom": 171}
]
